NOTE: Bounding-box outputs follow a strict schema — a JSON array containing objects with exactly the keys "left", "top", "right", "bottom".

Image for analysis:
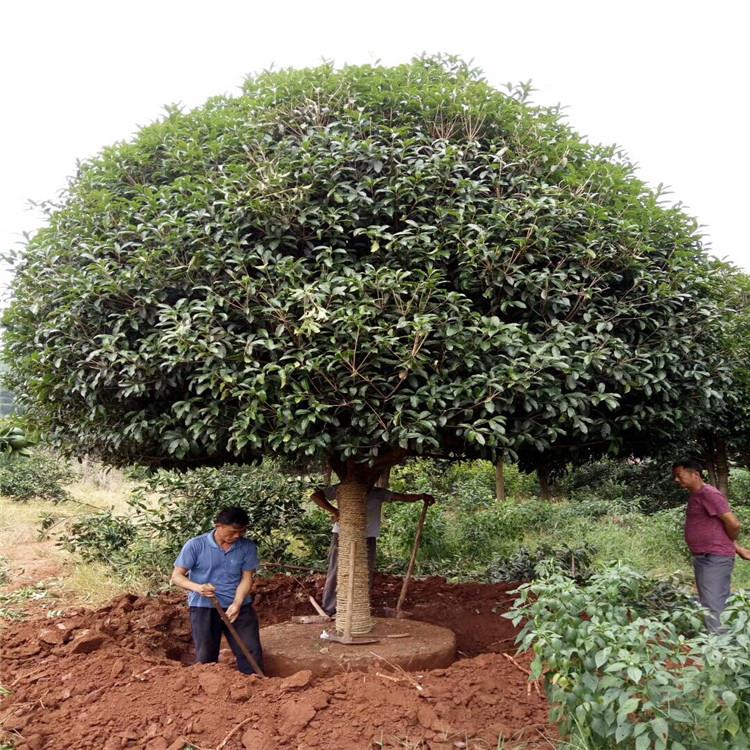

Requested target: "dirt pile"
[{"left": 0, "top": 574, "right": 554, "bottom": 749}]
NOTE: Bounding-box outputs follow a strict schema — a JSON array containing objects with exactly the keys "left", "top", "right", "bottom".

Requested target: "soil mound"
[{"left": 0, "top": 573, "right": 554, "bottom": 749}]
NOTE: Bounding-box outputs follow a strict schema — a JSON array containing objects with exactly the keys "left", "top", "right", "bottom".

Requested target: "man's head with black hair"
[
  {"left": 214, "top": 507, "right": 249, "bottom": 546},
  {"left": 672, "top": 459, "right": 705, "bottom": 493},
  {"left": 215, "top": 507, "right": 250, "bottom": 527},
  {"left": 672, "top": 459, "right": 704, "bottom": 475}
]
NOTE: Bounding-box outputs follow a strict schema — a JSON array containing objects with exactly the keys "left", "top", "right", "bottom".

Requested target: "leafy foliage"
[
  {"left": 0, "top": 449, "right": 73, "bottom": 502},
  {"left": 127, "top": 461, "right": 315, "bottom": 560},
  {"left": 563, "top": 457, "right": 685, "bottom": 514},
  {"left": 0, "top": 424, "right": 32, "bottom": 456},
  {"left": 2, "top": 57, "right": 730, "bottom": 473},
  {"left": 509, "top": 565, "right": 750, "bottom": 749},
  {"left": 485, "top": 543, "right": 595, "bottom": 583},
  {"left": 58, "top": 511, "right": 137, "bottom": 563},
  {"left": 57, "top": 459, "right": 327, "bottom": 582}
]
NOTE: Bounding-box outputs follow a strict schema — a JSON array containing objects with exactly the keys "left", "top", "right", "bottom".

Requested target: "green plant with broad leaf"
[{"left": 508, "top": 564, "right": 750, "bottom": 749}]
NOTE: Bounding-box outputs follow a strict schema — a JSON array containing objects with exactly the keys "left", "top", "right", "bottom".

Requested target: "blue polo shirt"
[{"left": 174, "top": 531, "right": 259, "bottom": 608}]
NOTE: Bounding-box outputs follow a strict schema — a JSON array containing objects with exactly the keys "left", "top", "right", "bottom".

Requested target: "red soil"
[{"left": 0, "top": 573, "right": 555, "bottom": 750}]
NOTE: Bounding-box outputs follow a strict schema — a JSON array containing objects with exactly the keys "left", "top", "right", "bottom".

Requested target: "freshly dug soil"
[{"left": 0, "top": 573, "right": 555, "bottom": 749}]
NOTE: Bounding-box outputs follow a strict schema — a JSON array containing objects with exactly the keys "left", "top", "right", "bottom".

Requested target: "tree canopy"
[{"left": 2, "top": 57, "right": 731, "bottom": 473}]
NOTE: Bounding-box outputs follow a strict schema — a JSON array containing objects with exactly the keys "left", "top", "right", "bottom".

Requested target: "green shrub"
[
  {"left": 59, "top": 511, "right": 138, "bottom": 564},
  {"left": 378, "top": 499, "right": 453, "bottom": 574},
  {"left": 485, "top": 543, "right": 596, "bottom": 583},
  {"left": 390, "top": 458, "right": 538, "bottom": 504},
  {"left": 127, "top": 460, "right": 319, "bottom": 561},
  {"left": 0, "top": 449, "right": 73, "bottom": 502},
  {"left": 730, "top": 467, "right": 750, "bottom": 505},
  {"left": 56, "top": 459, "right": 326, "bottom": 581},
  {"left": 509, "top": 564, "right": 750, "bottom": 749},
  {"left": 564, "top": 457, "right": 685, "bottom": 514}
]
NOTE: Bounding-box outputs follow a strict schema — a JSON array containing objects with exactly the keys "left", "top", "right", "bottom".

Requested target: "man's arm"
[
  {"left": 310, "top": 488, "right": 339, "bottom": 522},
  {"left": 719, "top": 511, "right": 741, "bottom": 540},
  {"left": 735, "top": 541, "right": 750, "bottom": 561},
  {"left": 226, "top": 570, "right": 254, "bottom": 622},
  {"left": 388, "top": 492, "right": 435, "bottom": 506},
  {"left": 170, "top": 566, "right": 216, "bottom": 598}
]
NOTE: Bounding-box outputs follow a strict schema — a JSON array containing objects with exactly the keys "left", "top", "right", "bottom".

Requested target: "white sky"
[{"left": 2, "top": 0, "right": 748, "bottom": 305}]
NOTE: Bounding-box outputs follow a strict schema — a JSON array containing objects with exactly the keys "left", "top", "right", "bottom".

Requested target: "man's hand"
[
  {"left": 226, "top": 602, "right": 241, "bottom": 622},
  {"left": 311, "top": 488, "right": 339, "bottom": 522},
  {"left": 736, "top": 542, "right": 750, "bottom": 561},
  {"left": 719, "top": 511, "right": 741, "bottom": 540},
  {"left": 198, "top": 583, "right": 216, "bottom": 598},
  {"left": 421, "top": 494, "right": 436, "bottom": 506}
]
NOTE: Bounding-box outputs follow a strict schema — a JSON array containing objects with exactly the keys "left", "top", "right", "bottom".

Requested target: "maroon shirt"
[{"left": 684, "top": 483, "right": 734, "bottom": 556}]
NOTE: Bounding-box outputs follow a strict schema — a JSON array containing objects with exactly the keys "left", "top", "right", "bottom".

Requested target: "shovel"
[
  {"left": 211, "top": 598, "right": 266, "bottom": 678},
  {"left": 383, "top": 499, "right": 430, "bottom": 619}
]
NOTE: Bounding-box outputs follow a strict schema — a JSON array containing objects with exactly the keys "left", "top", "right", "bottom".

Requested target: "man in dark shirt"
[{"left": 673, "top": 459, "right": 741, "bottom": 632}]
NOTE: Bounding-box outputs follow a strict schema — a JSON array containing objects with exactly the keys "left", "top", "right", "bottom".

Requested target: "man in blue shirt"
[{"left": 171, "top": 507, "right": 264, "bottom": 674}]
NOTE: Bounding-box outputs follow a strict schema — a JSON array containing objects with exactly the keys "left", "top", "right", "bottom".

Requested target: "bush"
[
  {"left": 389, "top": 458, "right": 538, "bottom": 505},
  {"left": 378, "top": 499, "right": 453, "bottom": 574},
  {"left": 509, "top": 564, "right": 750, "bottom": 749},
  {"left": 564, "top": 457, "right": 685, "bottom": 514},
  {"left": 730, "top": 467, "right": 750, "bottom": 505},
  {"left": 0, "top": 449, "right": 73, "bottom": 502},
  {"left": 56, "top": 459, "right": 327, "bottom": 581},
  {"left": 485, "top": 543, "right": 596, "bottom": 584},
  {"left": 127, "top": 460, "right": 316, "bottom": 562},
  {"left": 59, "top": 511, "right": 138, "bottom": 564}
]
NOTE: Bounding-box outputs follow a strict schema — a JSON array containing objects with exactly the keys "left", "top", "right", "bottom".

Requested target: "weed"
[{"left": 0, "top": 584, "right": 48, "bottom": 621}]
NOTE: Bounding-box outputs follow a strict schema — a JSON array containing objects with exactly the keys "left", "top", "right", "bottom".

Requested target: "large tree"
[{"left": 2, "top": 57, "right": 729, "bottom": 633}]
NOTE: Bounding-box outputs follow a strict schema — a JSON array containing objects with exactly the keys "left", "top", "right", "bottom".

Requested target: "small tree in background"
[
  {"left": 690, "top": 264, "right": 750, "bottom": 494},
  {"left": 2, "top": 57, "right": 732, "bottom": 634}
]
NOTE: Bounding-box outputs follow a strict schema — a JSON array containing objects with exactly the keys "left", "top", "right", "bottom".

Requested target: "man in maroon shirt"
[{"left": 673, "top": 459, "right": 741, "bottom": 632}]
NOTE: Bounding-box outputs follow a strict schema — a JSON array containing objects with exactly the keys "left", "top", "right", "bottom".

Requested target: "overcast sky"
[{"left": 2, "top": 0, "right": 748, "bottom": 304}]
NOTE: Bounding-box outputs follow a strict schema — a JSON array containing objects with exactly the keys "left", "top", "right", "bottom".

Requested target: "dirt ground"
[{"left": 0, "top": 572, "right": 555, "bottom": 750}]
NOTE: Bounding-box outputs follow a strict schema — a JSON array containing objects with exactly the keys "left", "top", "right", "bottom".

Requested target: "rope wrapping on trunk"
[{"left": 335, "top": 481, "right": 372, "bottom": 635}]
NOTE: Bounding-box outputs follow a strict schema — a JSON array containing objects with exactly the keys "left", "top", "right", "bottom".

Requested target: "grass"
[
  {"left": 66, "top": 458, "right": 134, "bottom": 513},
  {"left": 505, "top": 501, "right": 750, "bottom": 596},
  {"left": 0, "top": 463, "right": 146, "bottom": 614},
  {"left": 0, "top": 584, "right": 49, "bottom": 620},
  {"left": 58, "top": 559, "right": 150, "bottom": 606}
]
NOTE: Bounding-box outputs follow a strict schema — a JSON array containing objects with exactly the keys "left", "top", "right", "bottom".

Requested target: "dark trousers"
[
  {"left": 321, "top": 533, "right": 377, "bottom": 616},
  {"left": 693, "top": 554, "right": 735, "bottom": 633},
  {"left": 189, "top": 604, "right": 264, "bottom": 675}
]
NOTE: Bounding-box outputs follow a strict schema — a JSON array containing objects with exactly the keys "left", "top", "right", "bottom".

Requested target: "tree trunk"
[
  {"left": 705, "top": 460, "right": 718, "bottom": 488},
  {"left": 701, "top": 431, "right": 731, "bottom": 494},
  {"left": 335, "top": 477, "right": 372, "bottom": 635},
  {"left": 715, "top": 436, "right": 730, "bottom": 497},
  {"left": 495, "top": 459, "right": 506, "bottom": 502},
  {"left": 537, "top": 463, "right": 552, "bottom": 501}
]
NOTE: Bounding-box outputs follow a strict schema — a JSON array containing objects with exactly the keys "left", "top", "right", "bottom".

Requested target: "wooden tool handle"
[
  {"left": 211, "top": 598, "right": 266, "bottom": 678},
  {"left": 396, "top": 500, "right": 429, "bottom": 615}
]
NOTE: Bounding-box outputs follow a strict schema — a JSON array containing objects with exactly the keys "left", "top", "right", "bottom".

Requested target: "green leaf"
[
  {"left": 651, "top": 717, "right": 668, "bottom": 741},
  {"left": 627, "top": 666, "right": 643, "bottom": 683}
]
